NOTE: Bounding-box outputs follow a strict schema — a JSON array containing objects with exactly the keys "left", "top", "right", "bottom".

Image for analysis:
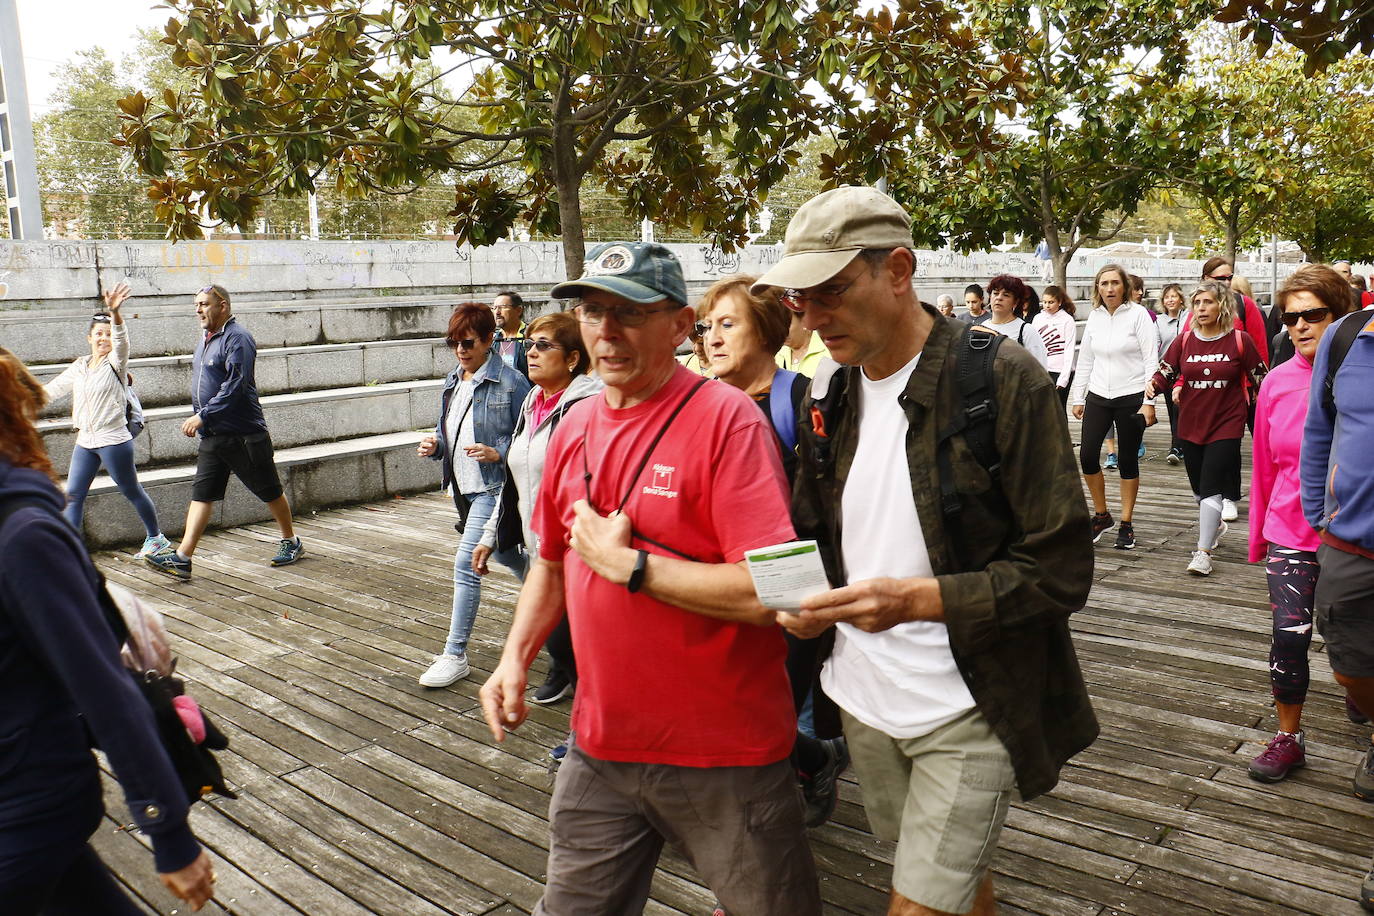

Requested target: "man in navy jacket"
[{"left": 145, "top": 285, "right": 303, "bottom": 579}]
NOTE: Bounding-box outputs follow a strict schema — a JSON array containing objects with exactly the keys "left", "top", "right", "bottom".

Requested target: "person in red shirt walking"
[
  {"left": 1147, "top": 280, "right": 1267, "bottom": 576},
  {"left": 480, "top": 242, "right": 819, "bottom": 915}
]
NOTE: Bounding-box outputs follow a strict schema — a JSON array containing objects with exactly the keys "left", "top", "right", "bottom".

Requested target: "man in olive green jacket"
[{"left": 760, "top": 186, "right": 1097, "bottom": 916}]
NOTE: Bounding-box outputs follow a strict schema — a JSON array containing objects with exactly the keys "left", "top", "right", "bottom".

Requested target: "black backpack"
[
  {"left": 1321, "top": 311, "right": 1367, "bottom": 419},
  {"left": 807, "top": 325, "right": 1006, "bottom": 572}
]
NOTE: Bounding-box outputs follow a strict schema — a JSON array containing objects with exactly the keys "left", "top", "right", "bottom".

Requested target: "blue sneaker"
[
  {"left": 135, "top": 533, "right": 172, "bottom": 559},
  {"left": 1104, "top": 452, "right": 1118, "bottom": 471},
  {"left": 144, "top": 548, "right": 192, "bottom": 580},
  {"left": 271, "top": 537, "right": 304, "bottom": 566}
]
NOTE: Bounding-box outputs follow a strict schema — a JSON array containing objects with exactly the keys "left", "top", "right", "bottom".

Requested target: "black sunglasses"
[
  {"left": 90, "top": 314, "right": 112, "bottom": 324},
  {"left": 521, "top": 338, "right": 564, "bottom": 353},
  {"left": 1209, "top": 273, "right": 1234, "bottom": 283},
  {"left": 1280, "top": 306, "right": 1331, "bottom": 327},
  {"left": 691, "top": 320, "right": 710, "bottom": 339},
  {"left": 449, "top": 337, "right": 478, "bottom": 350}
]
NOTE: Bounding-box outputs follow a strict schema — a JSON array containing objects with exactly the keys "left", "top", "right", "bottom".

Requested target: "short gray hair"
[{"left": 936, "top": 294, "right": 954, "bottom": 308}]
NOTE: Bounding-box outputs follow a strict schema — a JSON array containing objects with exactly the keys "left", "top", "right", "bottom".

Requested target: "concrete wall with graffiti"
[{"left": 0, "top": 238, "right": 1297, "bottom": 312}]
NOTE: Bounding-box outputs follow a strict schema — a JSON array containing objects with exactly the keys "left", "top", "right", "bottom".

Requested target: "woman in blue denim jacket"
[{"left": 416, "top": 303, "right": 531, "bottom": 687}]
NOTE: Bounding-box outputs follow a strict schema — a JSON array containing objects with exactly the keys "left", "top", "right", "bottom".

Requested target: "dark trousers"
[
  {"left": 536, "top": 744, "right": 820, "bottom": 916},
  {"left": 544, "top": 615, "right": 577, "bottom": 684},
  {"left": 4, "top": 842, "right": 142, "bottom": 916},
  {"left": 1180, "top": 438, "right": 1241, "bottom": 501}
]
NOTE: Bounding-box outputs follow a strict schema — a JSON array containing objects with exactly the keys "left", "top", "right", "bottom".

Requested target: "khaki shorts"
[{"left": 842, "top": 707, "right": 1017, "bottom": 914}]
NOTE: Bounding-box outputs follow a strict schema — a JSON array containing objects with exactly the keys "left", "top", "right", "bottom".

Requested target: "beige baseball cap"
[{"left": 752, "top": 186, "right": 915, "bottom": 292}]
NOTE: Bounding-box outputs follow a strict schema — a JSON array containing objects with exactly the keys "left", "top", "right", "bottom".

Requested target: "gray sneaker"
[
  {"left": 144, "top": 548, "right": 192, "bottom": 580},
  {"left": 1356, "top": 743, "right": 1374, "bottom": 801},
  {"left": 271, "top": 537, "right": 304, "bottom": 567}
]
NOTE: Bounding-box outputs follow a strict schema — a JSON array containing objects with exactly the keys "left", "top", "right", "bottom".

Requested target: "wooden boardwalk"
[{"left": 92, "top": 422, "right": 1374, "bottom": 915}]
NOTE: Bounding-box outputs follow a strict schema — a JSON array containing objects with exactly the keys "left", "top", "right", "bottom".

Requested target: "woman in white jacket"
[
  {"left": 1070, "top": 264, "right": 1160, "bottom": 551},
  {"left": 43, "top": 283, "right": 169, "bottom": 557},
  {"left": 473, "top": 311, "right": 601, "bottom": 707}
]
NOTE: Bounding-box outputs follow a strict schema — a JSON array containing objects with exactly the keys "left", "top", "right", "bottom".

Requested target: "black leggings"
[
  {"left": 1165, "top": 390, "right": 1182, "bottom": 452},
  {"left": 1050, "top": 371, "right": 1073, "bottom": 413},
  {"left": 1080, "top": 392, "right": 1145, "bottom": 479},
  {"left": 1180, "top": 438, "right": 1241, "bottom": 500}
]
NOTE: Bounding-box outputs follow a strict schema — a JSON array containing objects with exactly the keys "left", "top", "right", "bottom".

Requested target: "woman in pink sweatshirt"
[{"left": 1247, "top": 264, "right": 1356, "bottom": 783}]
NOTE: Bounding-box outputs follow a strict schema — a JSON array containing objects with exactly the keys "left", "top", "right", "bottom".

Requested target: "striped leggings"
[{"left": 1266, "top": 546, "right": 1320, "bottom": 706}]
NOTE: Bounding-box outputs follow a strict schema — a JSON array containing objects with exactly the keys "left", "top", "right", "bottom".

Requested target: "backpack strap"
[
  {"left": 768, "top": 368, "right": 800, "bottom": 455},
  {"left": 1323, "top": 312, "right": 1367, "bottom": 418},
  {"left": 936, "top": 327, "right": 1005, "bottom": 571}
]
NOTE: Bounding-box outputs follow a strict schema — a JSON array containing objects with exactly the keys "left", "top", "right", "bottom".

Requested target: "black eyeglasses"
[
  {"left": 575, "top": 301, "right": 680, "bottom": 327},
  {"left": 781, "top": 276, "right": 860, "bottom": 313},
  {"left": 1280, "top": 306, "right": 1331, "bottom": 327},
  {"left": 448, "top": 338, "right": 478, "bottom": 350},
  {"left": 522, "top": 338, "right": 564, "bottom": 353}
]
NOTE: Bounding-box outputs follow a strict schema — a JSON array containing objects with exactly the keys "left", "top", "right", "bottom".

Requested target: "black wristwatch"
[{"left": 626, "top": 549, "right": 649, "bottom": 593}]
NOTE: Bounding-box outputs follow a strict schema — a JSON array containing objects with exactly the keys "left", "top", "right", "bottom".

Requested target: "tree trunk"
[
  {"left": 552, "top": 133, "right": 586, "bottom": 281},
  {"left": 1224, "top": 201, "right": 1241, "bottom": 264}
]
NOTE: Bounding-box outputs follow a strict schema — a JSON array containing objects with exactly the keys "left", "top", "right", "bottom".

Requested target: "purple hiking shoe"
[{"left": 1249, "top": 732, "right": 1306, "bottom": 783}]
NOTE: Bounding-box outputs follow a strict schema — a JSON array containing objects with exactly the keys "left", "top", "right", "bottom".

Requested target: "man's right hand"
[
  {"left": 479, "top": 662, "right": 529, "bottom": 742},
  {"left": 417, "top": 435, "right": 437, "bottom": 457}
]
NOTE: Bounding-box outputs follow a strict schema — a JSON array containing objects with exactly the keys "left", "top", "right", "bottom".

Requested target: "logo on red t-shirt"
[{"left": 643, "top": 463, "right": 679, "bottom": 499}]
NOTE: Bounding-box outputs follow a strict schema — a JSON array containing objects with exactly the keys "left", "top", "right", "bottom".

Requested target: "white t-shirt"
[
  {"left": 984, "top": 316, "right": 1049, "bottom": 370},
  {"left": 821, "top": 353, "right": 977, "bottom": 739}
]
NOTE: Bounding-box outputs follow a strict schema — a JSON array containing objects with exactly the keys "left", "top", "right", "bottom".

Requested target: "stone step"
[
  {"left": 76, "top": 430, "right": 440, "bottom": 550},
  {"left": 4, "top": 293, "right": 550, "bottom": 364},
  {"left": 31, "top": 337, "right": 452, "bottom": 414},
  {"left": 41, "top": 379, "right": 445, "bottom": 477}
]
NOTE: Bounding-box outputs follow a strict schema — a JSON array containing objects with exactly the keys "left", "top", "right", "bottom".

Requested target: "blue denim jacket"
[{"left": 431, "top": 349, "right": 531, "bottom": 493}]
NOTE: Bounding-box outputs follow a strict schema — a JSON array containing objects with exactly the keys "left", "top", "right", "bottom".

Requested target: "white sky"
[{"left": 14, "top": 0, "right": 172, "bottom": 110}]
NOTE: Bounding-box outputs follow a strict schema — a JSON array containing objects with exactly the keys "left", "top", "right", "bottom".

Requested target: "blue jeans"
[
  {"left": 447, "top": 489, "right": 527, "bottom": 656},
  {"left": 63, "top": 440, "right": 160, "bottom": 537}
]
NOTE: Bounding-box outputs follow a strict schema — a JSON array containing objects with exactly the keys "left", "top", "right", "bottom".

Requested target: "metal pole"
[
  {"left": 308, "top": 192, "right": 320, "bottom": 240},
  {"left": 0, "top": 0, "right": 44, "bottom": 239}
]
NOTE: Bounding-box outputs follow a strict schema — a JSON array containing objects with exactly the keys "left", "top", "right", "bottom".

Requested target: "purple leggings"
[{"left": 1266, "top": 546, "right": 1320, "bottom": 706}]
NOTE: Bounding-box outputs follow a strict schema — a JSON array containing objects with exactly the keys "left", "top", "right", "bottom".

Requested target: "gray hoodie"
[{"left": 480, "top": 372, "right": 604, "bottom": 552}]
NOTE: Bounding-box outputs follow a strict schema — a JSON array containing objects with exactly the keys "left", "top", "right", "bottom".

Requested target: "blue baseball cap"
[{"left": 550, "top": 242, "right": 688, "bottom": 308}]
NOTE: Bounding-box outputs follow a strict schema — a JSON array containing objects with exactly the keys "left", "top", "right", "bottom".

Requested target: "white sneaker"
[
  {"left": 135, "top": 533, "right": 172, "bottom": 559},
  {"left": 418, "top": 653, "right": 469, "bottom": 687},
  {"left": 1222, "top": 499, "right": 1238, "bottom": 522},
  {"left": 1211, "top": 520, "right": 1229, "bottom": 551},
  {"left": 1187, "top": 550, "right": 1213, "bottom": 576}
]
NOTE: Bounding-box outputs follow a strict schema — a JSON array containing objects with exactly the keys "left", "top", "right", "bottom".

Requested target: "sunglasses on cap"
[
  {"left": 90, "top": 314, "right": 112, "bottom": 324},
  {"left": 1280, "top": 306, "right": 1331, "bottom": 327}
]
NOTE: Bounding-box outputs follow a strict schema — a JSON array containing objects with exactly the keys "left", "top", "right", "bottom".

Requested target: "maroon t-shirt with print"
[{"left": 1152, "top": 330, "right": 1264, "bottom": 444}]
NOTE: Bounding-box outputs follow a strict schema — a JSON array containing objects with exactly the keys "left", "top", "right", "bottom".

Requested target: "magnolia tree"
[
  {"left": 114, "top": 0, "right": 1028, "bottom": 277},
  {"left": 843, "top": 0, "right": 1219, "bottom": 289}
]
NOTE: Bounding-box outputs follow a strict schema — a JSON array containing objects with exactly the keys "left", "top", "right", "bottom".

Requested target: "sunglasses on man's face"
[{"left": 1280, "top": 306, "right": 1331, "bottom": 327}]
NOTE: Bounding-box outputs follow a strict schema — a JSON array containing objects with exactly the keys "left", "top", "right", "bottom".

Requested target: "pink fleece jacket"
[{"left": 1249, "top": 352, "right": 1321, "bottom": 562}]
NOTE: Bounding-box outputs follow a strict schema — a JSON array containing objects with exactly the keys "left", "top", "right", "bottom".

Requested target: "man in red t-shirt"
[{"left": 479, "top": 242, "right": 820, "bottom": 915}]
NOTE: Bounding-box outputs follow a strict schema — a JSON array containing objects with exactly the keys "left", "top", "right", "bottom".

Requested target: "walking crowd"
[{"left": 4, "top": 184, "right": 1374, "bottom": 914}]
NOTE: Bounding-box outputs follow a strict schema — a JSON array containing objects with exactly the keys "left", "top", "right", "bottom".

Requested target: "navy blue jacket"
[
  {"left": 0, "top": 460, "right": 200, "bottom": 873},
  {"left": 192, "top": 317, "right": 268, "bottom": 436}
]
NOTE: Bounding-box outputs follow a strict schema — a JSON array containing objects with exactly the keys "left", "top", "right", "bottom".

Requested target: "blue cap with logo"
[{"left": 550, "top": 242, "right": 688, "bottom": 308}]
